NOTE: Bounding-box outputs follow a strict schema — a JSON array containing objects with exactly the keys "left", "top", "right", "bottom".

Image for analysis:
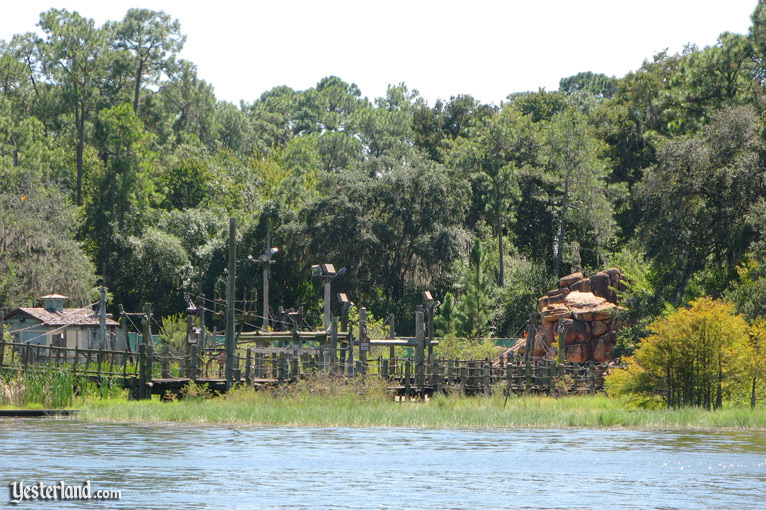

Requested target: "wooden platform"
[{"left": 0, "top": 409, "right": 78, "bottom": 417}]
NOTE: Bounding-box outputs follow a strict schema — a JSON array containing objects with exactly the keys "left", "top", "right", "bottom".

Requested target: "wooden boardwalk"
[{"left": 0, "top": 339, "right": 609, "bottom": 400}]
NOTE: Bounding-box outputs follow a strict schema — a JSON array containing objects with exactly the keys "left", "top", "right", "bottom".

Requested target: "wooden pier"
[{"left": 0, "top": 336, "right": 607, "bottom": 400}]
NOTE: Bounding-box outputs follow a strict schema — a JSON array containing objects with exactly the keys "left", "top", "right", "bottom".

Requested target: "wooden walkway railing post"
[{"left": 190, "top": 344, "right": 198, "bottom": 383}]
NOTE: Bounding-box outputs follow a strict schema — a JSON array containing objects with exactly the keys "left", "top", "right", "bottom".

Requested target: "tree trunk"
[
  {"left": 133, "top": 60, "right": 144, "bottom": 114},
  {"left": 497, "top": 214, "right": 504, "bottom": 288},
  {"left": 555, "top": 178, "right": 569, "bottom": 277},
  {"left": 751, "top": 376, "right": 757, "bottom": 410},
  {"left": 76, "top": 103, "right": 85, "bottom": 206}
]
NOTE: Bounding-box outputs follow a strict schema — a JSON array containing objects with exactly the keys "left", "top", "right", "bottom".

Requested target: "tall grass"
[
  {"left": 81, "top": 375, "right": 766, "bottom": 429},
  {"left": 0, "top": 366, "right": 125, "bottom": 408}
]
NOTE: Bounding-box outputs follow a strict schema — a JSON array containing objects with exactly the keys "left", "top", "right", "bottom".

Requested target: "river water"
[{"left": 1, "top": 420, "right": 764, "bottom": 509}]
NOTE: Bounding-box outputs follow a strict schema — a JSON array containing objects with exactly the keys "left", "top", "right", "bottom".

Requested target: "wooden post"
[
  {"left": 588, "top": 363, "right": 596, "bottom": 394},
  {"left": 145, "top": 344, "right": 154, "bottom": 397},
  {"left": 245, "top": 348, "right": 252, "bottom": 385},
  {"left": 138, "top": 344, "right": 147, "bottom": 399},
  {"left": 162, "top": 344, "right": 171, "bottom": 378},
  {"left": 290, "top": 355, "right": 299, "bottom": 381},
  {"left": 22, "top": 342, "right": 29, "bottom": 373},
  {"left": 404, "top": 359, "right": 411, "bottom": 399},
  {"left": 347, "top": 330, "right": 355, "bottom": 377},
  {"left": 330, "top": 317, "right": 338, "bottom": 371},
  {"left": 190, "top": 344, "right": 198, "bottom": 382},
  {"left": 73, "top": 346, "right": 79, "bottom": 376},
  {"left": 225, "top": 217, "right": 236, "bottom": 390},
  {"left": 415, "top": 308, "right": 425, "bottom": 394},
  {"left": 557, "top": 319, "right": 566, "bottom": 365},
  {"left": 278, "top": 353, "right": 286, "bottom": 384},
  {"left": 359, "top": 307, "right": 367, "bottom": 374},
  {"left": 99, "top": 280, "right": 107, "bottom": 349},
  {"left": 482, "top": 362, "right": 490, "bottom": 395},
  {"left": 525, "top": 362, "right": 532, "bottom": 394},
  {"left": 524, "top": 312, "right": 535, "bottom": 393},
  {"left": 524, "top": 312, "right": 535, "bottom": 364},
  {"left": 382, "top": 357, "right": 389, "bottom": 380}
]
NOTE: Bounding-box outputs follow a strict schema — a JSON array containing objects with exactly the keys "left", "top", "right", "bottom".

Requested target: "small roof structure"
[
  {"left": 5, "top": 306, "right": 119, "bottom": 328},
  {"left": 39, "top": 293, "right": 70, "bottom": 300}
]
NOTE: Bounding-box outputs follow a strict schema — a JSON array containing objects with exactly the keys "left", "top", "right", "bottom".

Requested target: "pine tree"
[{"left": 456, "top": 238, "right": 495, "bottom": 338}]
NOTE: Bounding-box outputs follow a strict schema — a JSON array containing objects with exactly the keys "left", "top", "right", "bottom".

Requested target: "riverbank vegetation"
[
  {"left": 3, "top": 368, "right": 766, "bottom": 429},
  {"left": 80, "top": 386, "right": 766, "bottom": 430},
  {"left": 4, "top": 4, "right": 766, "bottom": 411}
]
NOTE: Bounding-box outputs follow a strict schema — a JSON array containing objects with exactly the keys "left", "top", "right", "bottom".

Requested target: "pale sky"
[{"left": 0, "top": 1, "right": 759, "bottom": 106}]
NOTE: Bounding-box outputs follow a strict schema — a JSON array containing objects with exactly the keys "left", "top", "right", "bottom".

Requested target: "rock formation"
[{"left": 536, "top": 269, "right": 625, "bottom": 363}]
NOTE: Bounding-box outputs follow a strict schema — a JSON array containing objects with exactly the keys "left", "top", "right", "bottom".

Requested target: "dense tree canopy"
[{"left": 3, "top": 3, "right": 766, "bottom": 351}]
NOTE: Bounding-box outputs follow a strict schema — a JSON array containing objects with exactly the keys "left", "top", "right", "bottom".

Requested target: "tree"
[
  {"left": 446, "top": 107, "right": 536, "bottom": 286},
  {"left": 38, "top": 9, "right": 109, "bottom": 206},
  {"left": 608, "top": 298, "right": 749, "bottom": 409},
  {"left": 301, "top": 154, "right": 468, "bottom": 304},
  {"left": 455, "top": 238, "right": 495, "bottom": 339},
  {"left": 111, "top": 8, "right": 185, "bottom": 115},
  {"left": 541, "top": 109, "right": 615, "bottom": 276},
  {"left": 434, "top": 291, "right": 458, "bottom": 337},
  {"left": 559, "top": 71, "right": 617, "bottom": 98},
  {"left": 0, "top": 184, "right": 95, "bottom": 311},
  {"left": 734, "top": 320, "right": 766, "bottom": 408},
  {"left": 636, "top": 105, "right": 763, "bottom": 301}
]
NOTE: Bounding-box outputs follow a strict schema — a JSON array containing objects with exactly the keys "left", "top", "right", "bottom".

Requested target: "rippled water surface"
[{"left": 1, "top": 420, "right": 765, "bottom": 509}]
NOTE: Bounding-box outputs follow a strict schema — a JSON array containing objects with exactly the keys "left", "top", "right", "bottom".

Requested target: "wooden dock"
[{"left": 0, "top": 338, "right": 609, "bottom": 400}]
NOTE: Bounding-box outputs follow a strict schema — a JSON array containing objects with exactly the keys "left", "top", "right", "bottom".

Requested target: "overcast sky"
[{"left": 0, "top": 1, "right": 758, "bottom": 106}]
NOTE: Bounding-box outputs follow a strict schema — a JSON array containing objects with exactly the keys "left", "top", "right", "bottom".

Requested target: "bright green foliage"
[
  {"left": 159, "top": 312, "right": 188, "bottom": 354},
  {"left": 607, "top": 298, "right": 749, "bottom": 409},
  {"left": 434, "top": 291, "right": 458, "bottom": 337},
  {"left": 735, "top": 320, "right": 766, "bottom": 408},
  {"left": 455, "top": 238, "right": 495, "bottom": 339}
]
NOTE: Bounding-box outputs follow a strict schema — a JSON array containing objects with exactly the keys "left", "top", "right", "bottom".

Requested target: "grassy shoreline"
[{"left": 78, "top": 392, "right": 766, "bottom": 430}]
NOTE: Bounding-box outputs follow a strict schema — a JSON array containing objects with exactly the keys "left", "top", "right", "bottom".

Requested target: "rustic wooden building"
[{"left": 4, "top": 294, "right": 120, "bottom": 350}]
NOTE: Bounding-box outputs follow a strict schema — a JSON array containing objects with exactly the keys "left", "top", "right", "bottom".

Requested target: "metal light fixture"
[
  {"left": 249, "top": 246, "right": 279, "bottom": 330},
  {"left": 313, "top": 263, "right": 347, "bottom": 330}
]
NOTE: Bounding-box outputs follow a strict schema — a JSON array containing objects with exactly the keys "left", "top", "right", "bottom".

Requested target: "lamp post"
[
  {"left": 337, "top": 293, "right": 354, "bottom": 333},
  {"left": 248, "top": 247, "right": 278, "bottom": 331},
  {"left": 311, "top": 264, "right": 346, "bottom": 330}
]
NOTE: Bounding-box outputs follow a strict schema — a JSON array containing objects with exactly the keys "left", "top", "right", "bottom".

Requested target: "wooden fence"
[{"left": 0, "top": 338, "right": 608, "bottom": 398}]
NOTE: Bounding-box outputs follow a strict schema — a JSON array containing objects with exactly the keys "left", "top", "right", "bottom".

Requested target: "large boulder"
[
  {"left": 542, "top": 303, "right": 572, "bottom": 323},
  {"left": 569, "top": 278, "right": 592, "bottom": 293},
  {"left": 536, "top": 269, "right": 626, "bottom": 363},
  {"left": 591, "top": 320, "right": 609, "bottom": 337},
  {"left": 591, "top": 336, "right": 615, "bottom": 363},
  {"left": 565, "top": 343, "right": 591, "bottom": 363},
  {"left": 564, "top": 291, "right": 606, "bottom": 309},
  {"left": 561, "top": 319, "right": 591, "bottom": 345},
  {"left": 589, "top": 272, "right": 612, "bottom": 301},
  {"left": 543, "top": 320, "right": 556, "bottom": 346},
  {"left": 534, "top": 334, "right": 548, "bottom": 357},
  {"left": 559, "top": 272, "right": 584, "bottom": 288}
]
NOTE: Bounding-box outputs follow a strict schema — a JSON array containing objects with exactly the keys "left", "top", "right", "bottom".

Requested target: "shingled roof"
[{"left": 5, "top": 307, "right": 119, "bottom": 327}]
